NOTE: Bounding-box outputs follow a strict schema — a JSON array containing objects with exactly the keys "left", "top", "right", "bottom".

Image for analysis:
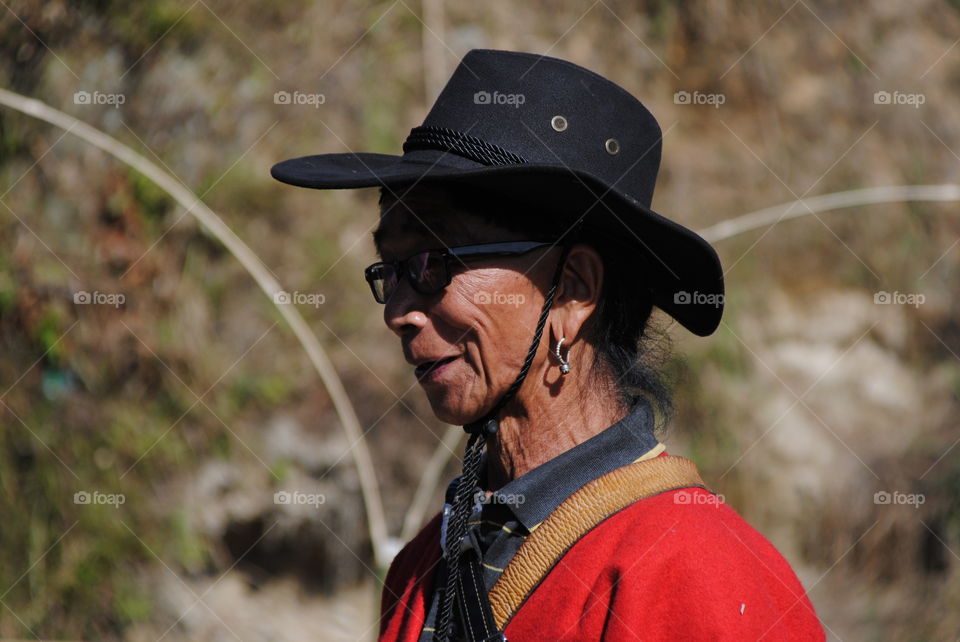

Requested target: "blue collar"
[{"left": 482, "top": 399, "right": 659, "bottom": 531}]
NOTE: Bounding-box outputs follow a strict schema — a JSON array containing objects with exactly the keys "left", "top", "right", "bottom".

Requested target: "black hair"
[
  {"left": 583, "top": 237, "right": 675, "bottom": 430},
  {"left": 377, "top": 186, "right": 675, "bottom": 430}
]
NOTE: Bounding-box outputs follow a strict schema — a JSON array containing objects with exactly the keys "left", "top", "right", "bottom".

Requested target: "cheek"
[
  {"left": 429, "top": 273, "right": 499, "bottom": 355},
  {"left": 447, "top": 270, "right": 508, "bottom": 312},
  {"left": 419, "top": 270, "right": 545, "bottom": 423},
  {"left": 444, "top": 270, "right": 542, "bottom": 367}
]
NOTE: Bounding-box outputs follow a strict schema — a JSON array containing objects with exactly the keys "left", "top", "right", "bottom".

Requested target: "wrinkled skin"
[{"left": 374, "top": 186, "right": 626, "bottom": 488}]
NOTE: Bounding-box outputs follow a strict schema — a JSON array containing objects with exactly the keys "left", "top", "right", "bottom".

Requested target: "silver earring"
[{"left": 555, "top": 337, "right": 571, "bottom": 375}]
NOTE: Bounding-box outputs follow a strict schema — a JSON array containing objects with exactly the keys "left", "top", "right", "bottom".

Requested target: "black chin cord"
[{"left": 433, "top": 247, "right": 570, "bottom": 641}]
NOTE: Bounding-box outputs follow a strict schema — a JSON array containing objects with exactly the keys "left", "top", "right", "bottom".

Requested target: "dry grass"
[{"left": 1, "top": 0, "right": 958, "bottom": 639}]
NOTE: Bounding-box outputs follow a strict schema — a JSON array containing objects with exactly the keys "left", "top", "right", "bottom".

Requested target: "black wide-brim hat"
[{"left": 272, "top": 49, "right": 724, "bottom": 336}]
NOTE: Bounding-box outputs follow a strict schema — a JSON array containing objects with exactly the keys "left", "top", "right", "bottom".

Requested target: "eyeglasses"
[{"left": 364, "top": 241, "right": 552, "bottom": 304}]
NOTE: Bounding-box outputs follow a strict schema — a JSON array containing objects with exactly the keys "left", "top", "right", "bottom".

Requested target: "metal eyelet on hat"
[
  {"left": 551, "top": 115, "right": 568, "bottom": 132},
  {"left": 605, "top": 138, "right": 620, "bottom": 155}
]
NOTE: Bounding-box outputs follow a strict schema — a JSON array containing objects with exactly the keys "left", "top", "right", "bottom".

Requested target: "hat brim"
[{"left": 271, "top": 152, "right": 724, "bottom": 337}]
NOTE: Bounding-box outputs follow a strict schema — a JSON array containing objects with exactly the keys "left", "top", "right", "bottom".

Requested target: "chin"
[
  {"left": 426, "top": 398, "right": 474, "bottom": 426},
  {"left": 424, "top": 388, "right": 483, "bottom": 426}
]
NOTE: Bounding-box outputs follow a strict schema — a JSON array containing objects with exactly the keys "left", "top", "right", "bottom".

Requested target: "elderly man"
[{"left": 272, "top": 49, "right": 824, "bottom": 641}]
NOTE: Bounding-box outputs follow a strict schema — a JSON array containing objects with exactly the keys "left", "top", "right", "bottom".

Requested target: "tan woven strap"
[{"left": 487, "top": 455, "right": 706, "bottom": 630}]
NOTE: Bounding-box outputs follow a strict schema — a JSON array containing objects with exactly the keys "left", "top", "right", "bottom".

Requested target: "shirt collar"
[{"left": 482, "top": 399, "right": 660, "bottom": 531}]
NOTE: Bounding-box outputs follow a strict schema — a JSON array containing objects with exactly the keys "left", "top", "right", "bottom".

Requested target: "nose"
[{"left": 384, "top": 279, "right": 429, "bottom": 337}]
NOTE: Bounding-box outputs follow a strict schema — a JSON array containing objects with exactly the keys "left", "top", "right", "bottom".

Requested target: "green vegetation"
[{"left": 1, "top": 0, "right": 958, "bottom": 639}]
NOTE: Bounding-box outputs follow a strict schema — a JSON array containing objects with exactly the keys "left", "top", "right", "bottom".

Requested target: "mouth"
[{"left": 414, "top": 356, "right": 459, "bottom": 381}]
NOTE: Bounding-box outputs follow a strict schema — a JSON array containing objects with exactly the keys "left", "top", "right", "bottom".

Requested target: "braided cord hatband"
[{"left": 402, "top": 125, "right": 527, "bottom": 167}]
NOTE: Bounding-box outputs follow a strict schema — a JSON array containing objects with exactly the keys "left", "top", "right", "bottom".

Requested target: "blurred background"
[{"left": 1, "top": 1, "right": 959, "bottom": 640}]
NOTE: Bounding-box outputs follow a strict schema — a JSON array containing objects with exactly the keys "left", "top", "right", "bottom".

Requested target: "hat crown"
[{"left": 412, "top": 49, "right": 663, "bottom": 209}]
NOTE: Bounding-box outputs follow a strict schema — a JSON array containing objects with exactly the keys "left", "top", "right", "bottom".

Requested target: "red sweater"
[{"left": 379, "top": 486, "right": 824, "bottom": 641}]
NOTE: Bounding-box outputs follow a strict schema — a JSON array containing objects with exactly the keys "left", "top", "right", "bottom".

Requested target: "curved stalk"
[
  {"left": 698, "top": 184, "right": 960, "bottom": 242},
  {"left": 401, "top": 425, "right": 463, "bottom": 542},
  {"left": 0, "top": 88, "right": 392, "bottom": 569}
]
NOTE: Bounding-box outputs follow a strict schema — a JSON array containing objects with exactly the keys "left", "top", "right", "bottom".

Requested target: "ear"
[{"left": 550, "top": 244, "right": 604, "bottom": 344}]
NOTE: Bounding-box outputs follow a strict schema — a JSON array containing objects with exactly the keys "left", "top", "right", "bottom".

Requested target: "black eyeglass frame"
[{"left": 364, "top": 241, "right": 554, "bottom": 304}]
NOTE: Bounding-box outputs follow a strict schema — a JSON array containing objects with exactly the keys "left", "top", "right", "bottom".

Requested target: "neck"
[{"left": 483, "top": 372, "right": 625, "bottom": 490}]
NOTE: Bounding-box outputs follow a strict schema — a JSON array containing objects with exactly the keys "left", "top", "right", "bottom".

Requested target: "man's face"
[{"left": 373, "top": 188, "right": 557, "bottom": 425}]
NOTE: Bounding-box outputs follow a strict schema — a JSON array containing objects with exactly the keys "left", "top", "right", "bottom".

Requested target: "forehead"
[
  {"left": 375, "top": 201, "right": 453, "bottom": 242},
  {"left": 373, "top": 200, "right": 458, "bottom": 255},
  {"left": 373, "top": 187, "right": 510, "bottom": 253}
]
